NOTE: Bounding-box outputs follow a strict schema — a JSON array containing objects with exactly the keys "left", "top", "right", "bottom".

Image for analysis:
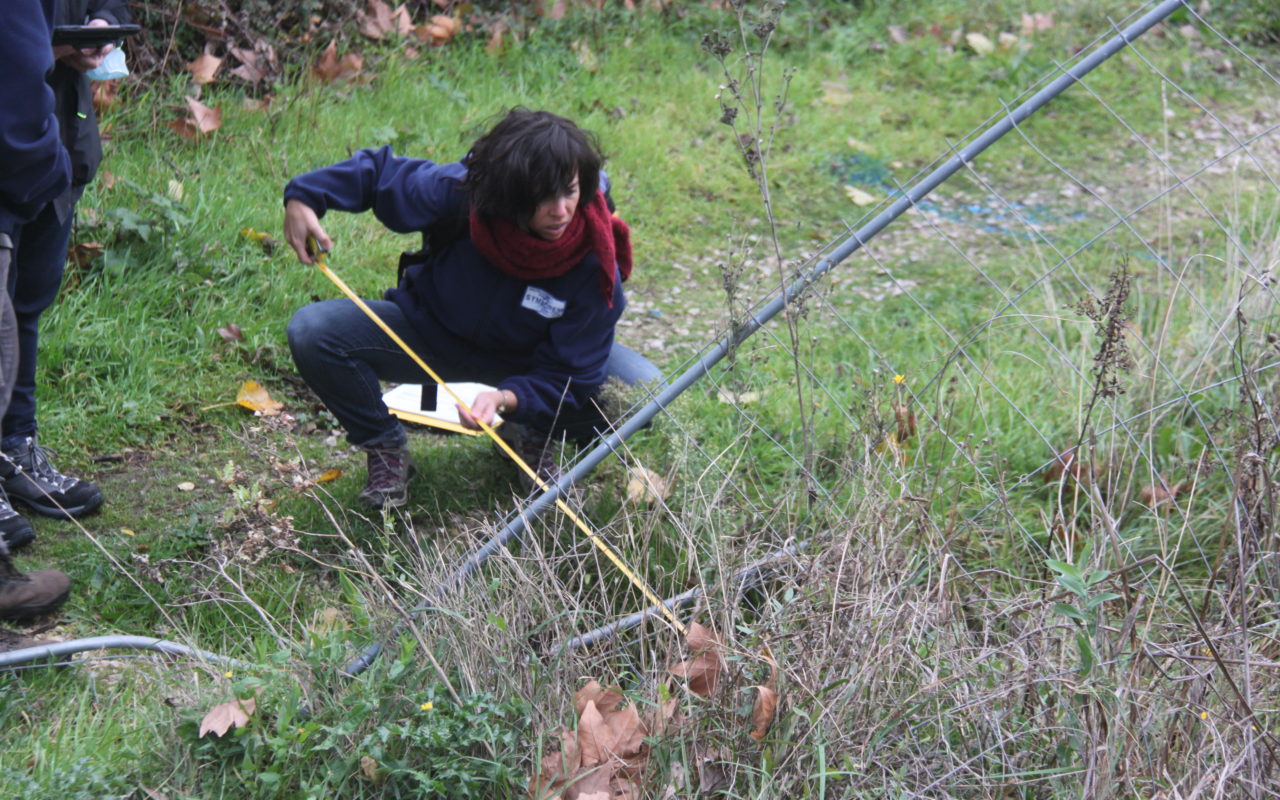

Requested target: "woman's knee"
[
  {"left": 286, "top": 301, "right": 339, "bottom": 365},
  {"left": 607, "top": 343, "right": 663, "bottom": 387}
]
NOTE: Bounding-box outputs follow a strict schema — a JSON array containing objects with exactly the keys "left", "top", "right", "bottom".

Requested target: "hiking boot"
[
  {"left": 0, "top": 553, "right": 70, "bottom": 622},
  {"left": 0, "top": 487, "right": 34, "bottom": 551},
  {"left": 0, "top": 436, "right": 103, "bottom": 519},
  {"left": 357, "top": 441, "right": 415, "bottom": 508}
]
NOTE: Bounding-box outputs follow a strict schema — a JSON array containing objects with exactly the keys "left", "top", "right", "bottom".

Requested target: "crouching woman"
[{"left": 282, "top": 109, "right": 658, "bottom": 508}]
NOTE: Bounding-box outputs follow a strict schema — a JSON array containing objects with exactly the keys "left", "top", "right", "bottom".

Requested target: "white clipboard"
[{"left": 383, "top": 382, "right": 503, "bottom": 436}]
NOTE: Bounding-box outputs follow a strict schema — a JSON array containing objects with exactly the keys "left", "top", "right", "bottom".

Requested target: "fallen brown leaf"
[
  {"left": 894, "top": 402, "right": 917, "bottom": 443},
  {"left": 571, "top": 769, "right": 613, "bottom": 800},
  {"left": 575, "top": 680, "right": 624, "bottom": 716},
  {"left": 169, "top": 119, "right": 198, "bottom": 141},
  {"left": 748, "top": 685, "right": 778, "bottom": 741},
  {"left": 237, "top": 380, "right": 284, "bottom": 416},
  {"left": 670, "top": 650, "right": 723, "bottom": 698},
  {"left": 183, "top": 97, "right": 222, "bottom": 135},
  {"left": 216, "top": 323, "right": 244, "bottom": 343},
  {"left": 228, "top": 46, "right": 265, "bottom": 84},
  {"left": 359, "top": 0, "right": 396, "bottom": 39},
  {"left": 1044, "top": 446, "right": 1089, "bottom": 484},
  {"left": 671, "top": 623, "right": 725, "bottom": 698},
  {"left": 537, "top": 728, "right": 581, "bottom": 790},
  {"left": 601, "top": 704, "right": 645, "bottom": 759},
  {"left": 198, "top": 697, "right": 255, "bottom": 737},
  {"left": 414, "top": 14, "right": 459, "bottom": 46},
  {"left": 965, "top": 31, "right": 994, "bottom": 55},
  {"left": 68, "top": 241, "right": 104, "bottom": 270},
  {"left": 391, "top": 3, "right": 414, "bottom": 35},
  {"left": 625, "top": 466, "right": 670, "bottom": 505},
  {"left": 1020, "top": 12, "right": 1054, "bottom": 35},
  {"left": 577, "top": 700, "right": 608, "bottom": 768},
  {"left": 685, "top": 622, "right": 720, "bottom": 653},
  {"left": 92, "top": 79, "right": 120, "bottom": 113},
  {"left": 696, "top": 748, "right": 732, "bottom": 795},
  {"left": 1140, "top": 482, "right": 1184, "bottom": 507},
  {"left": 312, "top": 41, "right": 365, "bottom": 83},
  {"left": 187, "top": 50, "right": 223, "bottom": 84}
]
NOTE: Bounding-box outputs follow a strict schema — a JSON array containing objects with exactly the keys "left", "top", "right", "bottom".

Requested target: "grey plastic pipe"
[{"left": 0, "top": 634, "right": 249, "bottom": 670}]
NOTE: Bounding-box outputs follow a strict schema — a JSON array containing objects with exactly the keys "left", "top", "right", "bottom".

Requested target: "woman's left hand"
[
  {"left": 458, "top": 389, "right": 514, "bottom": 430},
  {"left": 54, "top": 19, "right": 114, "bottom": 72}
]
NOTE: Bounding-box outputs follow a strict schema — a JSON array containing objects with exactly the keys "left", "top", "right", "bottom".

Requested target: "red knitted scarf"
[{"left": 468, "top": 191, "right": 632, "bottom": 307}]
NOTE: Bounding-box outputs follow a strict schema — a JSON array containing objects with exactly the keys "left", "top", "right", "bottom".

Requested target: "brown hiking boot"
[
  {"left": 357, "top": 441, "right": 415, "bottom": 508},
  {"left": 0, "top": 553, "right": 70, "bottom": 622}
]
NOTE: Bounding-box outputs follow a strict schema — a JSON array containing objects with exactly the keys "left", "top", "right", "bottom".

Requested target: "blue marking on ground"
[{"left": 829, "top": 153, "right": 1087, "bottom": 241}]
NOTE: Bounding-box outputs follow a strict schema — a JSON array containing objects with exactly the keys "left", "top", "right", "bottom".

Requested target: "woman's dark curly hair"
[{"left": 462, "top": 108, "right": 603, "bottom": 222}]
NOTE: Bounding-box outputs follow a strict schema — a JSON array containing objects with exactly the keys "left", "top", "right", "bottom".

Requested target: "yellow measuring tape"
[{"left": 310, "top": 247, "right": 686, "bottom": 634}]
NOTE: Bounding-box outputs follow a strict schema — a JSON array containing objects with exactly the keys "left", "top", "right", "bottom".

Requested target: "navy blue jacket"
[
  {"left": 0, "top": 0, "right": 70, "bottom": 237},
  {"left": 284, "top": 147, "right": 626, "bottom": 431}
]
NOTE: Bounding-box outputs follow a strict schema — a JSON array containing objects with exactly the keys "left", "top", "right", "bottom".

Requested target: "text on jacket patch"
[{"left": 521, "top": 286, "right": 567, "bottom": 319}]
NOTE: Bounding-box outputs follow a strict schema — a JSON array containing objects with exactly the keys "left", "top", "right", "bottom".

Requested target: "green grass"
[{"left": 3, "top": 0, "right": 1279, "bottom": 797}]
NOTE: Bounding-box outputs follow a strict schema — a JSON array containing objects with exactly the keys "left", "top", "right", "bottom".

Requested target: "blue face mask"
[{"left": 87, "top": 47, "right": 129, "bottom": 81}]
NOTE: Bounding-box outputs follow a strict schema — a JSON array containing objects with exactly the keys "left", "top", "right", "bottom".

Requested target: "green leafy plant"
[{"left": 1047, "top": 556, "right": 1121, "bottom": 677}]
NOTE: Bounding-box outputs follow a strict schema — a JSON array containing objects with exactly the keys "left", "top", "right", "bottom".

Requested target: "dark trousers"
[
  {"left": 287, "top": 298, "right": 662, "bottom": 448},
  {"left": 3, "top": 203, "right": 73, "bottom": 449}
]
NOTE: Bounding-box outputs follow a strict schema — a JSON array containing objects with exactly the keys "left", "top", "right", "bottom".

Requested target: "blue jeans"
[
  {"left": 2, "top": 203, "right": 74, "bottom": 449},
  {"left": 287, "top": 298, "right": 661, "bottom": 447}
]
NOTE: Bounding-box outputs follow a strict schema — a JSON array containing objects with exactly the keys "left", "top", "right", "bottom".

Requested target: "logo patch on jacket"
[{"left": 521, "top": 287, "right": 566, "bottom": 319}]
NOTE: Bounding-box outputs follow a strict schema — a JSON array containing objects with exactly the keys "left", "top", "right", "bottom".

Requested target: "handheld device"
[{"left": 52, "top": 24, "right": 142, "bottom": 49}]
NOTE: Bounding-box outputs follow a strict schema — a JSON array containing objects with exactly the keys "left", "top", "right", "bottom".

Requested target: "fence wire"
[{"left": 491, "top": 2, "right": 1280, "bottom": 795}]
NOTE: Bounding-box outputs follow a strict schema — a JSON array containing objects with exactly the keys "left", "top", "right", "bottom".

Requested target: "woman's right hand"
[{"left": 283, "top": 199, "right": 333, "bottom": 265}]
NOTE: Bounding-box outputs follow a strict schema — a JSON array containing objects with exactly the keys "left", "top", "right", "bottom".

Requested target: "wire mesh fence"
[{"left": 444, "top": 1, "right": 1280, "bottom": 795}]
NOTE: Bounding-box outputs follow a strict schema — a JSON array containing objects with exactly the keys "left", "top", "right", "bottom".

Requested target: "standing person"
[
  {"left": 0, "top": 0, "right": 74, "bottom": 621},
  {"left": 0, "top": 0, "right": 131, "bottom": 550},
  {"left": 283, "top": 108, "right": 661, "bottom": 508}
]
